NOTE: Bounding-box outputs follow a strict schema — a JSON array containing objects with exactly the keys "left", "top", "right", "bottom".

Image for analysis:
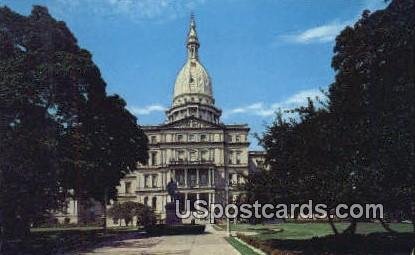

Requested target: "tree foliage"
[
  {"left": 251, "top": 0, "right": 415, "bottom": 233},
  {"left": 0, "top": 5, "right": 148, "bottom": 241},
  {"left": 108, "top": 202, "right": 156, "bottom": 227}
]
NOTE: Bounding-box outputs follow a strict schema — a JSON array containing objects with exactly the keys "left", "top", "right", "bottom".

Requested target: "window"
[
  {"left": 188, "top": 169, "right": 197, "bottom": 187},
  {"left": 177, "top": 134, "right": 183, "bottom": 142},
  {"left": 227, "top": 135, "right": 232, "bottom": 143},
  {"left": 178, "top": 150, "right": 185, "bottom": 161},
  {"left": 236, "top": 151, "right": 242, "bottom": 165},
  {"left": 144, "top": 197, "right": 148, "bottom": 206},
  {"left": 228, "top": 151, "right": 233, "bottom": 164},
  {"left": 144, "top": 175, "right": 151, "bottom": 188},
  {"left": 151, "top": 151, "right": 157, "bottom": 166},
  {"left": 238, "top": 174, "right": 244, "bottom": 184},
  {"left": 200, "top": 134, "right": 207, "bottom": 142},
  {"left": 190, "top": 150, "right": 197, "bottom": 161},
  {"left": 152, "top": 174, "right": 158, "bottom": 188},
  {"left": 152, "top": 197, "right": 157, "bottom": 209},
  {"left": 200, "top": 170, "right": 208, "bottom": 186},
  {"left": 176, "top": 169, "right": 185, "bottom": 186},
  {"left": 235, "top": 135, "right": 241, "bottom": 142},
  {"left": 189, "top": 134, "right": 195, "bottom": 142},
  {"left": 201, "top": 150, "right": 208, "bottom": 162},
  {"left": 150, "top": 136, "right": 157, "bottom": 143},
  {"left": 125, "top": 182, "right": 131, "bottom": 194}
]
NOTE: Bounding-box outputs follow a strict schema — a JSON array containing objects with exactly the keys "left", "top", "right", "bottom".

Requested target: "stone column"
[
  {"left": 184, "top": 168, "right": 188, "bottom": 187},
  {"left": 208, "top": 168, "right": 212, "bottom": 187},
  {"left": 196, "top": 168, "right": 200, "bottom": 187},
  {"left": 185, "top": 192, "right": 188, "bottom": 211}
]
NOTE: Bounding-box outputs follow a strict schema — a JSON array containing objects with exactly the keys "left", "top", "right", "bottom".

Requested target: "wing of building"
[{"left": 115, "top": 16, "right": 266, "bottom": 222}]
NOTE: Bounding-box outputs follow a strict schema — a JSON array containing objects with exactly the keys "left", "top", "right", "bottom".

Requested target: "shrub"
[{"left": 145, "top": 224, "right": 205, "bottom": 236}]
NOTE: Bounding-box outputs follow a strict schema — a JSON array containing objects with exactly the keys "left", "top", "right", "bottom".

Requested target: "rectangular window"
[
  {"left": 236, "top": 151, "right": 242, "bottom": 164},
  {"left": 201, "top": 150, "right": 208, "bottom": 162},
  {"left": 188, "top": 169, "right": 197, "bottom": 187},
  {"left": 189, "top": 134, "right": 195, "bottom": 142},
  {"left": 178, "top": 150, "right": 185, "bottom": 161},
  {"left": 235, "top": 135, "right": 241, "bottom": 142},
  {"left": 190, "top": 151, "right": 197, "bottom": 161},
  {"left": 151, "top": 151, "right": 157, "bottom": 166},
  {"left": 152, "top": 174, "right": 158, "bottom": 188},
  {"left": 176, "top": 169, "right": 185, "bottom": 186},
  {"left": 144, "top": 175, "right": 150, "bottom": 188},
  {"left": 200, "top": 134, "right": 207, "bottom": 142},
  {"left": 228, "top": 151, "right": 233, "bottom": 164},
  {"left": 177, "top": 134, "right": 183, "bottom": 142},
  {"left": 125, "top": 182, "right": 131, "bottom": 194},
  {"left": 150, "top": 136, "right": 157, "bottom": 143},
  {"left": 200, "top": 170, "right": 208, "bottom": 186}
]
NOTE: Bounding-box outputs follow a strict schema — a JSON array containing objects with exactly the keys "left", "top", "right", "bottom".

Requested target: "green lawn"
[
  {"left": 226, "top": 237, "right": 261, "bottom": 255},
  {"left": 216, "top": 222, "right": 413, "bottom": 240},
  {"left": 219, "top": 223, "right": 414, "bottom": 254},
  {"left": 3, "top": 226, "right": 141, "bottom": 254}
]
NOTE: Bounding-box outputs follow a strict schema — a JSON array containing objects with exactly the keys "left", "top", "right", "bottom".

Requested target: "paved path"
[{"left": 75, "top": 225, "right": 239, "bottom": 255}]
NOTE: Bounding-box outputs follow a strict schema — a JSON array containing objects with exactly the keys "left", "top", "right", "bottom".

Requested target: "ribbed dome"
[
  {"left": 173, "top": 59, "right": 212, "bottom": 99},
  {"left": 166, "top": 15, "right": 221, "bottom": 124},
  {"left": 172, "top": 15, "right": 214, "bottom": 106}
]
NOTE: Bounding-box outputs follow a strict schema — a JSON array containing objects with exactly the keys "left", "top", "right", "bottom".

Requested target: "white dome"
[{"left": 173, "top": 59, "right": 212, "bottom": 100}]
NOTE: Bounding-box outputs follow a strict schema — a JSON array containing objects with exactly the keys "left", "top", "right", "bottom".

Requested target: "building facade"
[{"left": 116, "top": 17, "right": 262, "bottom": 221}]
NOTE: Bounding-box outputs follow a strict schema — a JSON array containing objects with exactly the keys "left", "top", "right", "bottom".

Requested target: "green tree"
[
  {"left": 0, "top": 5, "right": 148, "bottom": 244},
  {"left": 108, "top": 202, "right": 156, "bottom": 227},
  {"left": 330, "top": 0, "right": 415, "bottom": 232}
]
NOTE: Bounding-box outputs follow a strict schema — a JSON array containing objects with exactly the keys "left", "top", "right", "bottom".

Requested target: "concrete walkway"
[{"left": 75, "top": 225, "right": 240, "bottom": 255}]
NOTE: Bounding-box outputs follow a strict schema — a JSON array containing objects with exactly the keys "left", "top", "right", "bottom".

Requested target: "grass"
[
  {"left": 226, "top": 237, "right": 261, "bottom": 255},
  {"left": 218, "top": 223, "right": 414, "bottom": 254},
  {"left": 215, "top": 222, "right": 413, "bottom": 240},
  {"left": 2, "top": 226, "right": 141, "bottom": 254}
]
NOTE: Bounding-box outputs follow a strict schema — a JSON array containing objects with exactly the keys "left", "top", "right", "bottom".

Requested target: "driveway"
[{"left": 75, "top": 225, "right": 239, "bottom": 255}]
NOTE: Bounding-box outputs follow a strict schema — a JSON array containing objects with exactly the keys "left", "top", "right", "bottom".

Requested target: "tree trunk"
[
  {"left": 379, "top": 218, "right": 397, "bottom": 233},
  {"left": 328, "top": 216, "right": 339, "bottom": 235},
  {"left": 102, "top": 190, "right": 108, "bottom": 231},
  {"left": 343, "top": 218, "right": 358, "bottom": 234}
]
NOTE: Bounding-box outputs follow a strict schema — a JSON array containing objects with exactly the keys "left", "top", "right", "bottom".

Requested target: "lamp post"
[{"left": 223, "top": 129, "right": 231, "bottom": 237}]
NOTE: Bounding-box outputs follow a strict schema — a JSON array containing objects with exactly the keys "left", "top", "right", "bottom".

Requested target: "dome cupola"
[
  {"left": 172, "top": 15, "right": 214, "bottom": 107},
  {"left": 167, "top": 15, "right": 221, "bottom": 124}
]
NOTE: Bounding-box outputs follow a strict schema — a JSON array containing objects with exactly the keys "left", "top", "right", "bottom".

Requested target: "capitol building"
[
  {"left": 54, "top": 17, "right": 265, "bottom": 224},
  {"left": 115, "top": 17, "right": 264, "bottom": 221}
]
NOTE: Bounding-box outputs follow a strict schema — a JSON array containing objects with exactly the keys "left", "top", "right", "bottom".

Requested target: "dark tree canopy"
[
  {"left": 252, "top": 0, "right": 415, "bottom": 233},
  {"left": 0, "top": 5, "right": 148, "bottom": 241}
]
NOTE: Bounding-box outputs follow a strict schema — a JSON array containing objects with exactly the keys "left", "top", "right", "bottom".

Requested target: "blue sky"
[{"left": 1, "top": 0, "right": 388, "bottom": 148}]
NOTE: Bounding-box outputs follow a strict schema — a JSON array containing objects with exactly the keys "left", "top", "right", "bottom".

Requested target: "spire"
[{"left": 187, "top": 13, "right": 199, "bottom": 60}]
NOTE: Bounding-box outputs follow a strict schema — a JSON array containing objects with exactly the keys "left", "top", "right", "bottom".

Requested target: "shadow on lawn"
[
  {"left": 2, "top": 229, "right": 145, "bottom": 255},
  {"left": 239, "top": 232, "right": 415, "bottom": 255}
]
